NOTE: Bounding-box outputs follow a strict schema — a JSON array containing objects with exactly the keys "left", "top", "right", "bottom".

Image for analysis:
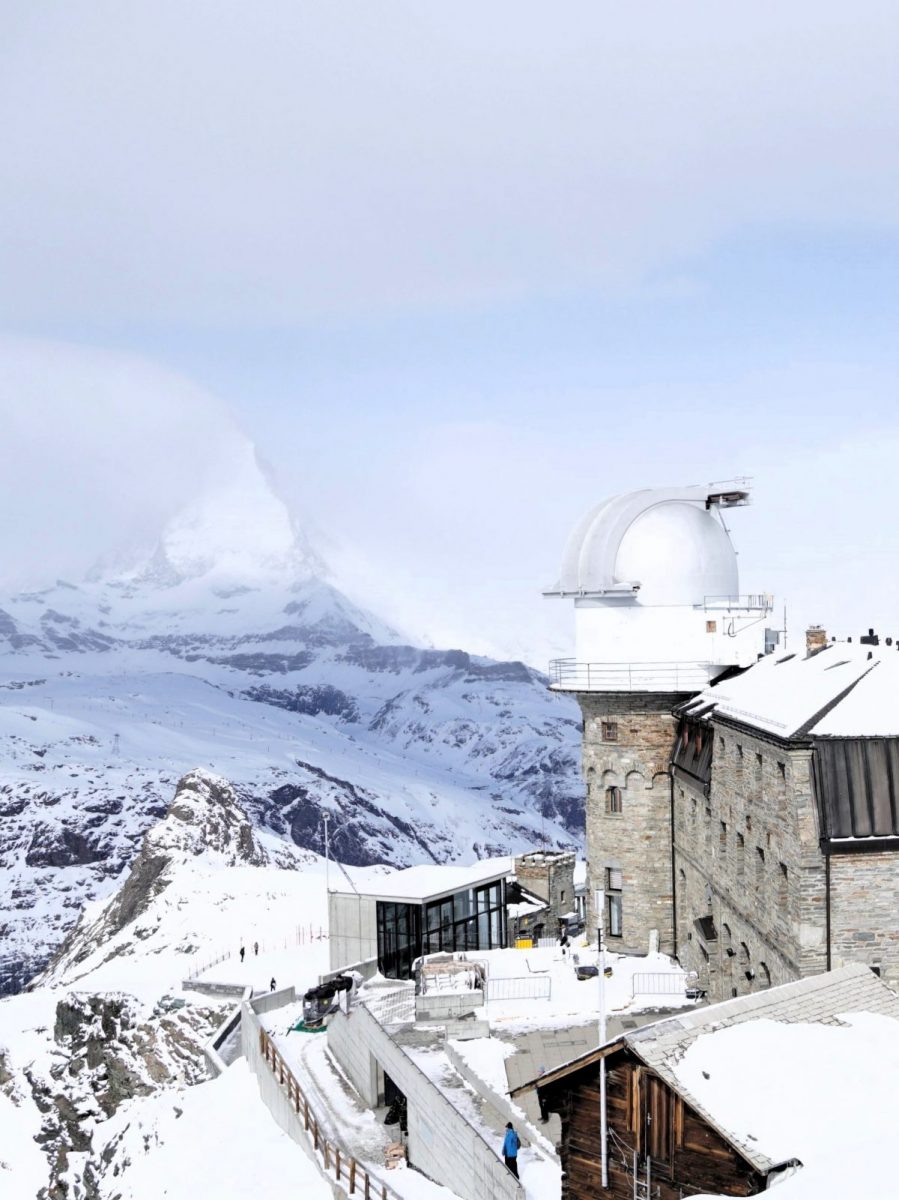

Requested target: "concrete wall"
[
  {"left": 182, "top": 979, "right": 247, "bottom": 998},
  {"left": 240, "top": 993, "right": 342, "bottom": 1199},
  {"left": 329, "top": 893, "right": 378, "bottom": 972},
  {"left": 319, "top": 957, "right": 379, "bottom": 987},
  {"left": 415, "top": 991, "right": 484, "bottom": 1022},
  {"left": 580, "top": 691, "right": 688, "bottom": 954},
  {"left": 204, "top": 986, "right": 252, "bottom": 1078},
  {"left": 329, "top": 1004, "right": 522, "bottom": 1200},
  {"left": 249, "top": 985, "right": 296, "bottom": 1017}
]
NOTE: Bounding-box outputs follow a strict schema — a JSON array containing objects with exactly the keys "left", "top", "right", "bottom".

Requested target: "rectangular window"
[
  {"left": 606, "top": 786, "right": 623, "bottom": 814},
  {"left": 778, "top": 862, "right": 789, "bottom": 908},
  {"left": 601, "top": 720, "right": 618, "bottom": 742},
  {"left": 606, "top": 867, "right": 623, "bottom": 938}
]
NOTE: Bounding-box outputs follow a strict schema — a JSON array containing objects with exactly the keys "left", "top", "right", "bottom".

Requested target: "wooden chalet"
[{"left": 511, "top": 963, "right": 899, "bottom": 1200}]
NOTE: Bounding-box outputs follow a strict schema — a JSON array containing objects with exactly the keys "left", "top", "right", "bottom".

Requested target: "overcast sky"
[{"left": 1, "top": 3, "right": 898, "bottom": 660}]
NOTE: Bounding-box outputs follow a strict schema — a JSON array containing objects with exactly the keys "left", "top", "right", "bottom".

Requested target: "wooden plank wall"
[{"left": 542, "top": 1051, "right": 764, "bottom": 1200}]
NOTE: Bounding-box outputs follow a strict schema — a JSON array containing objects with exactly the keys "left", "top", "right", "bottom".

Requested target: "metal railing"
[
  {"left": 630, "top": 971, "right": 690, "bottom": 999},
  {"left": 259, "top": 1028, "right": 402, "bottom": 1200},
  {"left": 703, "top": 593, "right": 773, "bottom": 612},
  {"left": 548, "top": 660, "right": 712, "bottom": 692},
  {"left": 485, "top": 975, "right": 552, "bottom": 1002}
]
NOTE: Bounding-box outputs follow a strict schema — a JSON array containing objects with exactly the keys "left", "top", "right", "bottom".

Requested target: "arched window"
[
  {"left": 605, "top": 786, "right": 623, "bottom": 814},
  {"left": 738, "top": 941, "right": 750, "bottom": 965},
  {"left": 758, "top": 962, "right": 771, "bottom": 989}
]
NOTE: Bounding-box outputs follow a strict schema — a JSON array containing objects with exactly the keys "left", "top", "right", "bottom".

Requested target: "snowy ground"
[{"left": 90, "top": 1058, "right": 335, "bottom": 1200}]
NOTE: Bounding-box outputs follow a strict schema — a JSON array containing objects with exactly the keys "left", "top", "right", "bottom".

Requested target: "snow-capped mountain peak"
[{"left": 121, "top": 439, "right": 320, "bottom": 589}]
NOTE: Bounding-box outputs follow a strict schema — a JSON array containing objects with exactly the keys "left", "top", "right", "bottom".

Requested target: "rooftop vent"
[{"left": 860, "top": 628, "right": 880, "bottom": 646}]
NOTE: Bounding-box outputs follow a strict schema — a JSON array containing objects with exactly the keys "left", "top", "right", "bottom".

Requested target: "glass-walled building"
[{"left": 329, "top": 859, "right": 511, "bottom": 980}]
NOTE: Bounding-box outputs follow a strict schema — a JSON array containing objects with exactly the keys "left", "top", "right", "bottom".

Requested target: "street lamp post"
[{"left": 594, "top": 888, "right": 608, "bottom": 1191}]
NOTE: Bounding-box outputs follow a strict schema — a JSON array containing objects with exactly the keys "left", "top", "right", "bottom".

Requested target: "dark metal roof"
[
  {"left": 672, "top": 719, "right": 714, "bottom": 787},
  {"left": 812, "top": 737, "right": 899, "bottom": 842}
]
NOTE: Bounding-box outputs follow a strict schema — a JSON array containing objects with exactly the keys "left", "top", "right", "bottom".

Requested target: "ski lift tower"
[{"left": 544, "top": 481, "right": 771, "bottom": 952}]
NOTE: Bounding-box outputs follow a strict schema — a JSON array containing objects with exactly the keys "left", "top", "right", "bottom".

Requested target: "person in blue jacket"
[{"left": 502, "top": 1122, "right": 520, "bottom": 1178}]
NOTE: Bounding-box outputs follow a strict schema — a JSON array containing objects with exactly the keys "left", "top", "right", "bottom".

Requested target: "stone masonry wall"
[
  {"left": 830, "top": 853, "right": 899, "bottom": 990},
  {"left": 673, "top": 723, "right": 826, "bottom": 1003},
  {"left": 514, "top": 851, "right": 576, "bottom": 927},
  {"left": 580, "top": 691, "right": 691, "bottom": 955}
]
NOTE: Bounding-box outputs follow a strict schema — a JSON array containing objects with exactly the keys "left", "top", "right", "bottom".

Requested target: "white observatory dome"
[
  {"left": 547, "top": 484, "right": 745, "bottom": 606},
  {"left": 614, "top": 502, "right": 737, "bottom": 606}
]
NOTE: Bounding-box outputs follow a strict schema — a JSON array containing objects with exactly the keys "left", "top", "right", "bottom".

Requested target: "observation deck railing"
[
  {"left": 547, "top": 660, "right": 713, "bottom": 692},
  {"left": 702, "top": 593, "right": 772, "bottom": 612}
]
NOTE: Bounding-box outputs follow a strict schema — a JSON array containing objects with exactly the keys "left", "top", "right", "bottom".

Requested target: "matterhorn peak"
[{"left": 104, "top": 437, "right": 324, "bottom": 590}]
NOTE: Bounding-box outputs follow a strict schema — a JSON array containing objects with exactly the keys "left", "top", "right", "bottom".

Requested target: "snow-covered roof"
[
  {"left": 523, "top": 963, "right": 899, "bottom": 1181},
  {"left": 681, "top": 641, "right": 899, "bottom": 738},
  {"left": 332, "top": 857, "right": 512, "bottom": 903},
  {"left": 625, "top": 962, "right": 899, "bottom": 1172}
]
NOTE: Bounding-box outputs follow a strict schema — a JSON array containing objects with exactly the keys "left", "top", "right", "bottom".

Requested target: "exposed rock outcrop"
[{"left": 37, "top": 770, "right": 267, "bottom": 980}]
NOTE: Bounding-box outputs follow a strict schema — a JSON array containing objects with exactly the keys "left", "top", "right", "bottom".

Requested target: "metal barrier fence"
[
  {"left": 485, "top": 975, "right": 552, "bottom": 1002},
  {"left": 630, "top": 971, "right": 689, "bottom": 998},
  {"left": 259, "top": 1028, "right": 402, "bottom": 1200}
]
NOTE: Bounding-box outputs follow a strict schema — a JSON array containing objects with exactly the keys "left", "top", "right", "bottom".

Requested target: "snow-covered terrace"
[{"left": 266, "top": 944, "right": 696, "bottom": 1200}]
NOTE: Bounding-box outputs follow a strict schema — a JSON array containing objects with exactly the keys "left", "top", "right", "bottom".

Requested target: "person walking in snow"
[
  {"left": 239, "top": 945, "right": 245, "bottom": 963},
  {"left": 502, "top": 1122, "right": 520, "bottom": 1178},
  {"left": 270, "top": 977, "right": 276, "bottom": 992},
  {"left": 253, "top": 941, "right": 259, "bottom": 956}
]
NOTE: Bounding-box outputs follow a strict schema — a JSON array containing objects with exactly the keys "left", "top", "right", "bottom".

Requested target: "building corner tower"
[{"left": 545, "top": 482, "right": 769, "bottom": 955}]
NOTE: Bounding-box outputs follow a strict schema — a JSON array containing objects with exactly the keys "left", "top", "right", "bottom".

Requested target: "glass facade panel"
[
  {"left": 376, "top": 878, "right": 507, "bottom": 977},
  {"left": 376, "top": 902, "right": 421, "bottom": 979}
]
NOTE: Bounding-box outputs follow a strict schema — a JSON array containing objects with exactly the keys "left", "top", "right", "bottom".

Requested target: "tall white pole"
[
  {"left": 323, "top": 811, "right": 331, "bottom": 893},
  {"left": 595, "top": 888, "right": 608, "bottom": 1190}
]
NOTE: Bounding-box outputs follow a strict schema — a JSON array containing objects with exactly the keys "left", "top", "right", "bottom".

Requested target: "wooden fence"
[{"left": 258, "top": 1028, "right": 402, "bottom": 1200}]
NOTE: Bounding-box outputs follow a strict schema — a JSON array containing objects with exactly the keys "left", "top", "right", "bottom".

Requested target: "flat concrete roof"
[{"left": 330, "top": 857, "right": 512, "bottom": 905}]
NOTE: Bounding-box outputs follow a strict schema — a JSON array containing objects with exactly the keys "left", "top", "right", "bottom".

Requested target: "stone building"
[
  {"left": 513, "top": 850, "right": 576, "bottom": 927},
  {"left": 545, "top": 481, "right": 771, "bottom": 951},
  {"left": 673, "top": 631, "right": 899, "bottom": 998},
  {"left": 547, "top": 482, "right": 899, "bottom": 1002}
]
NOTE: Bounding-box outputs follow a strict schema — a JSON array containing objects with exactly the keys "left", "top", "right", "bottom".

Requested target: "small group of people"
[{"left": 238, "top": 941, "right": 260, "bottom": 963}]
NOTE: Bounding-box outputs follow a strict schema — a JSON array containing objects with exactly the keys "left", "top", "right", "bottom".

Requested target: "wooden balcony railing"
[{"left": 258, "top": 1028, "right": 403, "bottom": 1200}]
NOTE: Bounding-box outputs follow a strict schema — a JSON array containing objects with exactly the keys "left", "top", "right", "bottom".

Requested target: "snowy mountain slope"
[
  {"left": 0, "top": 771, "right": 347, "bottom": 1199},
  {"left": 0, "top": 449, "right": 583, "bottom": 990}
]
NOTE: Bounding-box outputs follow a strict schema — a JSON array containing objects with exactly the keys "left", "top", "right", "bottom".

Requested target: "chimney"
[{"left": 805, "top": 626, "right": 827, "bottom": 657}]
